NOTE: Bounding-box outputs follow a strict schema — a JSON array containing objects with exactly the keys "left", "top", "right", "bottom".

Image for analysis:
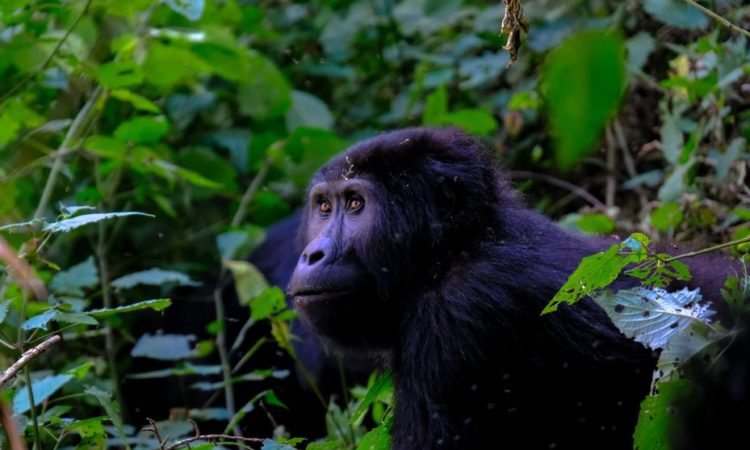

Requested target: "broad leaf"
[
  {"left": 131, "top": 333, "right": 196, "bottom": 360},
  {"left": 634, "top": 379, "right": 692, "bottom": 450},
  {"left": 88, "top": 298, "right": 172, "bottom": 317},
  {"left": 50, "top": 256, "right": 98, "bottom": 296},
  {"left": 225, "top": 260, "right": 270, "bottom": 306},
  {"left": 13, "top": 374, "right": 74, "bottom": 414},
  {"left": 43, "top": 212, "right": 154, "bottom": 233},
  {"left": 542, "top": 31, "right": 626, "bottom": 171},
  {"left": 111, "top": 268, "right": 199, "bottom": 290},
  {"left": 592, "top": 287, "right": 712, "bottom": 349}
]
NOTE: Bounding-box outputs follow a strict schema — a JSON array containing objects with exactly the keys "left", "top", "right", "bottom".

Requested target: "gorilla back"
[{"left": 288, "top": 128, "right": 732, "bottom": 449}]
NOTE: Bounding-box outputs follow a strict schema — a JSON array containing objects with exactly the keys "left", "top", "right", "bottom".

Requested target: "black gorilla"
[{"left": 287, "top": 127, "right": 736, "bottom": 449}]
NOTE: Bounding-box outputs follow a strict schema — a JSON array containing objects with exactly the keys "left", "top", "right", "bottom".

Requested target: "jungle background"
[{"left": 0, "top": 0, "right": 749, "bottom": 449}]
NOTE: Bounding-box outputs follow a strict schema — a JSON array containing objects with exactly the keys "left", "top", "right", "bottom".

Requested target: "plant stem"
[
  {"left": 683, "top": 0, "right": 750, "bottom": 38},
  {"left": 230, "top": 158, "right": 272, "bottom": 228},
  {"left": 23, "top": 367, "right": 42, "bottom": 450},
  {"left": 0, "top": 335, "right": 61, "bottom": 388},
  {"left": 33, "top": 85, "right": 103, "bottom": 220},
  {"left": 663, "top": 235, "right": 750, "bottom": 262}
]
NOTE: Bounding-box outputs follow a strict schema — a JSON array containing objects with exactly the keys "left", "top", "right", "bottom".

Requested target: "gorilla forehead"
[{"left": 313, "top": 127, "right": 492, "bottom": 183}]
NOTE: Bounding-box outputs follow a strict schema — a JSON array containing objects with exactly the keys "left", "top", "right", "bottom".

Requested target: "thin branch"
[
  {"left": 662, "top": 234, "right": 750, "bottom": 262},
  {"left": 0, "top": 0, "right": 93, "bottom": 105},
  {"left": 0, "top": 335, "right": 62, "bottom": 387},
  {"left": 231, "top": 158, "right": 273, "bottom": 228},
  {"left": 509, "top": 170, "right": 608, "bottom": 211},
  {"left": 165, "top": 434, "right": 264, "bottom": 450},
  {"left": 1, "top": 401, "right": 27, "bottom": 450},
  {"left": 683, "top": 0, "right": 750, "bottom": 38},
  {"left": 34, "top": 85, "right": 103, "bottom": 220}
]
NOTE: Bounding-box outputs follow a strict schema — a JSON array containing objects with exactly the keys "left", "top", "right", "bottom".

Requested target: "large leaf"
[
  {"left": 131, "top": 333, "right": 196, "bottom": 360},
  {"left": 13, "top": 374, "right": 74, "bottom": 414},
  {"left": 43, "top": 212, "right": 154, "bottom": 233},
  {"left": 541, "top": 31, "right": 627, "bottom": 171},
  {"left": 88, "top": 298, "right": 172, "bottom": 317},
  {"left": 50, "top": 256, "right": 99, "bottom": 296},
  {"left": 237, "top": 51, "right": 292, "bottom": 120},
  {"left": 163, "top": 0, "right": 205, "bottom": 21},
  {"left": 111, "top": 268, "right": 199, "bottom": 290},
  {"left": 592, "top": 287, "right": 713, "bottom": 349},
  {"left": 542, "top": 234, "right": 650, "bottom": 314},
  {"left": 225, "top": 260, "right": 269, "bottom": 306},
  {"left": 643, "top": 0, "right": 708, "bottom": 29},
  {"left": 286, "top": 90, "right": 334, "bottom": 131},
  {"left": 634, "top": 379, "right": 692, "bottom": 450}
]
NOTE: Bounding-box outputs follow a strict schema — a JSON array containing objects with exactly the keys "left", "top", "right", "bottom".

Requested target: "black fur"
[{"left": 288, "top": 127, "right": 736, "bottom": 449}]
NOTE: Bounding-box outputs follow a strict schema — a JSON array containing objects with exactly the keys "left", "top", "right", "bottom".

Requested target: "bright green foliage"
[
  {"left": 651, "top": 203, "right": 684, "bottom": 232},
  {"left": 542, "top": 233, "right": 650, "bottom": 314},
  {"left": 634, "top": 379, "right": 693, "bottom": 450},
  {"left": 542, "top": 31, "right": 627, "bottom": 171}
]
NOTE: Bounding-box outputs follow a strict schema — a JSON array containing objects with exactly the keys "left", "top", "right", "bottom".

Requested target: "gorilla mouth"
[{"left": 292, "top": 289, "right": 354, "bottom": 304}]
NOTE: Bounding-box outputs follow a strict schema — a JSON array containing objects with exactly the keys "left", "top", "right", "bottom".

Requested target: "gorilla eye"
[
  {"left": 318, "top": 199, "right": 332, "bottom": 214},
  {"left": 348, "top": 196, "right": 364, "bottom": 212}
]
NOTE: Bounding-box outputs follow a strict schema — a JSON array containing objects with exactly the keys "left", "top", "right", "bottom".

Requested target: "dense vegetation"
[{"left": 0, "top": 0, "right": 748, "bottom": 449}]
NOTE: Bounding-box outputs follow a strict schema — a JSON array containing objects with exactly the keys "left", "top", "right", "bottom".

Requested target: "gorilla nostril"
[{"left": 307, "top": 249, "right": 325, "bottom": 265}]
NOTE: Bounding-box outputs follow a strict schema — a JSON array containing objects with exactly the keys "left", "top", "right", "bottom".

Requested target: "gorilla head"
[{"left": 288, "top": 128, "right": 506, "bottom": 352}]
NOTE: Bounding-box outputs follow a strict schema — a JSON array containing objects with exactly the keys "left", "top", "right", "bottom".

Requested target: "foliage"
[{"left": 0, "top": 0, "right": 749, "bottom": 448}]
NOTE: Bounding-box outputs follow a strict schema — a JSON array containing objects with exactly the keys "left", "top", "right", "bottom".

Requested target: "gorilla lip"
[{"left": 292, "top": 289, "right": 354, "bottom": 304}]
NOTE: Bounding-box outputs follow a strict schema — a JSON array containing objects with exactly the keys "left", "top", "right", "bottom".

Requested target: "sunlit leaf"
[
  {"left": 131, "top": 333, "right": 196, "bottom": 360},
  {"left": 13, "top": 374, "right": 74, "bottom": 414},
  {"left": 111, "top": 268, "right": 199, "bottom": 290},
  {"left": 224, "top": 260, "right": 270, "bottom": 306},
  {"left": 163, "top": 0, "right": 205, "bottom": 21},
  {"left": 88, "top": 298, "right": 172, "bottom": 317},
  {"left": 43, "top": 212, "right": 154, "bottom": 233},
  {"left": 542, "top": 31, "right": 626, "bottom": 171}
]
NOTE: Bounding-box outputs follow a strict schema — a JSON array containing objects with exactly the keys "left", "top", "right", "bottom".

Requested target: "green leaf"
[
  {"left": 43, "top": 212, "right": 154, "bottom": 233},
  {"left": 351, "top": 371, "right": 393, "bottom": 425},
  {"left": 114, "top": 116, "right": 169, "bottom": 145},
  {"left": 250, "top": 287, "right": 286, "bottom": 321},
  {"left": 131, "top": 333, "right": 196, "bottom": 360},
  {"left": 88, "top": 298, "right": 172, "bottom": 317},
  {"left": 575, "top": 213, "right": 615, "bottom": 234},
  {"left": 216, "top": 227, "right": 265, "bottom": 260},
  {"left": 592, "top": 287, "right": 712, "bottom": 349},
  {"left": 356, "top": 420, "right": 392, "bottom": 450},
  {"left": 658, "top": 158, "right": 696, "bottom": 202},
  {"left": 143, "top": 43, "right": 210, "bottom": 89},
  {"left": 507, "top": 91, "right": 541, "bottom": 111},
  {"left": 237, "top": 51, "right": 292, "bottom": 120},
  {"left": 0, "top": 300, "right": 9, "bottom": 325},
  {"left": 13, "top": 374, "right": 74, "bottom": 414},
  {"left": 435, "top": 109, "right": 497, "bottom": 135},
  {"left": 21, "top": 310, "right": 56, "bottom": 330},
  {"left": 96, "top": 61, "right": 143, "bottom": 89},
  {"left": 163, "top": 0, "right": 205, "bottom": 21},
  {"left": 110, "top": 89, "right": 161, "bottom": 113},
  {"left": 651, "top": 203, "right": 683, "bottom": 232},
  {"left": 56, "top": 312, "right": 98, "bottom": 326},
  {"left": 422, "top": 85, "right": 448, "bottom": 125},
  {"left": 286, "top": 90, "right": 334, "bottom": 131},
  {"left": 128, "top": 363, "right": 221, "bottom": 379},
  {"left": 111, "top": 268, "right": 199, "bottom": 290},
  {"left": 63, "top": 417, "right": 106, "bottom": 447},
  {"left": 542, "top": 31, "right": 627, "bottom": 171},
  {"left": 84, "top": 386, "right": 128, "bottom": 446},
  {"left": 655, "top": 321, "right": 719, "bottom": 384},
  {"left": 50, "top": 256, "right": 99, "bottom": 296},
  {"left": 225, "top": 260, "right": 270, "bottom": 306},
  {"left": 634, "top": 379, "right": 692, "bottom": 450},
  {"left": 626, "top": 32, "right": 656, "bottom": 73},
  {"left": 542, "top": 233, "right": 651, "bottom": 314},
  {"left": 643, "top": 0, "right": 708, "bottom": 29},
  {"left": 262, "top": 439, "right": 297, "bottom": 450}
]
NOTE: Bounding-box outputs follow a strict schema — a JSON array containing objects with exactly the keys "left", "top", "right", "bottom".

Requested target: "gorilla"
[{"left": 286, "top": 127, "right": 738, "bottom": 449}]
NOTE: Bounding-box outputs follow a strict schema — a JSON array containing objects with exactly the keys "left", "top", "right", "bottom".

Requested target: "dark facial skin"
[{"left": 288, "top": 178, "right": 396, "bottom": 351}]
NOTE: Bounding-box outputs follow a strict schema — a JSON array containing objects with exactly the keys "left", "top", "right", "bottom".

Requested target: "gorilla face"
[{"left": 288, "top": 178, "right": 397, "bottom": 351}]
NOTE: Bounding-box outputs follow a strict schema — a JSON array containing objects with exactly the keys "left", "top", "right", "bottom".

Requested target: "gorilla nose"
[{"left": 301, "top": 237, "right": 333, "bottom": 266}]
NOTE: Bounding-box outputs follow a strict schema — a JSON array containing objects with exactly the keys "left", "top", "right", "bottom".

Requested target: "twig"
[
  {"left": 164, "top": 433, "right": 264, "bottom": 450},
  {"left": 604, "top": 127, "right": 617, "bottom": 210},
  {"left": 509, "top": 170, "right": 608, "bottom": 211},
  {"left": 0, "top": 335, "right": 62, "bottom": 388},
  {"left": 231, "top": 158, "right": 273, "bottom": 228},
  {"left": 683, "top": 0, "right": 750, "bottom": 38},
  {"left": 662, "top": 234, "right": 750, "bottom": 262},
  {"left": 33, "top": 85, "right": 103, "bottom": 220},
  {"left": 0, "top": 0, "right": 93, "bottom": 104}
]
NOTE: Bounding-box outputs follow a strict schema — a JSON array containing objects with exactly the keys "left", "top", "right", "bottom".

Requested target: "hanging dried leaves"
[{"left": 500, "top": 0, "right": 529, "bottom": 66}]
